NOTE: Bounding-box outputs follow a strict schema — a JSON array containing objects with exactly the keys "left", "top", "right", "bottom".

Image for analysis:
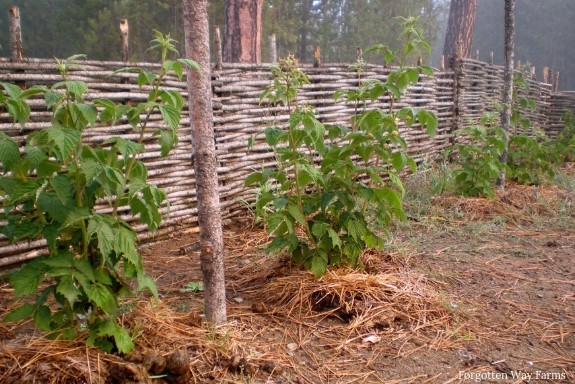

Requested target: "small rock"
[
  {"left": 233, "top": 297, "right": 244, "bottom": 303},
  {"left": 287, "top": 343, "right": 298, "bottom": 351}
]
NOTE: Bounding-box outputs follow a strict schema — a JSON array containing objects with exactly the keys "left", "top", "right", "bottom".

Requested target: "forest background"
[{"left": 0, "top": 0, "right": 572, "bottom": 89}]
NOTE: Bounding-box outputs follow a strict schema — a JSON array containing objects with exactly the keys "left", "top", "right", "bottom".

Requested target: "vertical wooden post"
[
  {"left": 8, "top": 6, "right": 23, "bottom": 62},
  {"left": 440, "top": 55, "right": 445, "bottom": 71},
  {"left": 549, "top": 69, "right": 554, "bottom": 86},
  {"left": 489, "top": 51, "right": 494, "bottom": 65},
  {"left": 120, "top": 19, "right": 129, "bottom": 62},
  {"left": 530, "top": 66, "right": 536, "bottom": 81},
  {"left": 474, "top": 48, "right": 479, "bottom": 60},
  {"left": 313, "top": 46, "right": 321, "bottom": 68},
  {"left": 214, "top": 27, "right": 223, "bottom": 70},
  {"left": 543, "top": 67, "right": 549, "bottom": 83},
  {"left": 269, "top": 33, "right": 277, "bottom": 63},
  {"left": 356, "top": 47, "right": 363, "bottom": 61},
  {"left": 553, "top": 71, "right": 559, "bottom": 92}
]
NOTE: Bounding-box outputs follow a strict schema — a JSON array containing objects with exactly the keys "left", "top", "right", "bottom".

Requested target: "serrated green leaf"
[
  {"left": 310, "top": 255, "right": 327, "bottom": 277},
  {"left": 311, "top": 222, "right": 328, "bottom": 239},
  {"left": 25, "top": 145, "right": 47, "bottom": 170},
  {"left": 177, "top": 58, "right": 201, "bottom": 73},
  {"left": 158, "top": 89, "right": 184, "bottom": 111},
  {"left": 2, "top": 82, "right": 23, "bottom": 99},
  {"left": 46, "top": 126, "right": 81, "bottom": 161},
  {"left": 56, "top": 275, "right": 81, "bottom": 305},
  {"left": 244, "top": 172, "right": 263, "bottom": 187},
  {"left": 104, "top": 137, "right": 144, "bottom": 158},
  {"left": 34, "top": 305, "right": 52, "bottom": 331},
  {"left": 62, "top": 207, "right": 92, "bottom": 229},
  {"left": 0, "top": 133, "right": 20, "bottom": 172},
  {"left": 91, "top": 319, "right": 134, "bottom": 354},
  {"left": 327, "top": 229, "right": 342, "bottom": 249},
  {"left": 3, "top": 303, "right": 34, "bottom": 322},
  {"left": 5, "top": 179, "right": 43, "bottom": 206},
  {"left": 157, "top": 129, "right": 177, "bottom": 157},
  {"left": 86, "top": 283, "right": 117, "bottom": 315},
  {"left": 158, "top": 104, "right": 180, "bottom": 132},
  {"left": 72, "top": 258, "right": 96, "bottom": 282},
  {"left": 115, "top": 225, "right": 139, "bottom": 266},
  {"left": 264, "top": 126, "right": 284, "bottom": 146},
  {"left": 50, "top": 174, "right": 74, "bottom": 204},
  {"left": 137, "top": 273, "right": 158, "bottom": 298},
  {"left": 87, "top": 215, "right": 115, "bottom": 258},
  {"left": 137, "top": 71, "right": 156, "bottom": 87},
  {"left": 287, "top": 204, "right": 306, "bottom": 226}
]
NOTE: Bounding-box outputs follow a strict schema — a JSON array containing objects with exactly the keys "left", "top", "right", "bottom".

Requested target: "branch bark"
[
  {"left": 182, "top": 0, "right": 227, "bottom": 325},
  {"left": 223, "top": 0, "right": 263, "bottom": 63},
  {"left": 443, "top": 0, "right": 477, "bottom": 64},
  {"left": 497, "top": 0, "right": 516, "bottom": 188}
]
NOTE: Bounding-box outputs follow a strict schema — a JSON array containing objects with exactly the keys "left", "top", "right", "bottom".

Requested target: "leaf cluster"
[
  {"left": 247, "top": 19, "right": 437, "bottom": 277},
  {"left": 0, "top": 32, "right": 197, "bottom": 354}
]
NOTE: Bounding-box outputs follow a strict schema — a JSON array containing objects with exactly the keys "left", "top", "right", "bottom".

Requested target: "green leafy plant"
[
  {"left": 180, "top": 281, "right": 204, "bottom": 293},
  {"left": 246, "top": 17, "right": 437, "bottom": 277},
  {"left": 546, "top": 111, "right": 575, "bottom": 163},
  {"left": 451, "top": 113, "right": 506, "bottom": 198},
  {"left": 0, "top": 31, "right": 198, "bottom": 354},
  {"left": 507, "top": 132, "right": 555, "bottom": 185}
]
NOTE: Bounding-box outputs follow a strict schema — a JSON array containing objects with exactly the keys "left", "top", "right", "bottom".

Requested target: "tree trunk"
[
  {"left": 298, "top": 0, "right": 312, "bottom": 63},
  {"left": 182, "top": 0, "right": 227, "bottom": 325},
  {"left": 497, "top": 0, "right": 515, "bottom": 188},
  {"left": 443, "top": 0, "right": 477, "bottom": 63},
  {"left": 223, "top": 0, "right": 263, "bottom": 63}
]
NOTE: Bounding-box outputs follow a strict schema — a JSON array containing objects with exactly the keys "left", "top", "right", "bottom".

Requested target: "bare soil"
[{"left": 1, "top": 174, "right": 574, "bottom": 384}]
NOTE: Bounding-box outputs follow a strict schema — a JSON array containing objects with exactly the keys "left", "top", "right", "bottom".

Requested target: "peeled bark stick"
[
  {"left": 214, "top": 27, "right": 223, "bottom": 70},
  {"left": 9, "top": 6, "right": 23, "bottom": 62},
  {"left": 269, "top": 33, "right": 277, "bottom": 63},
  {"left": 120, "top": 19, "right": 129, "bottom": 62}
]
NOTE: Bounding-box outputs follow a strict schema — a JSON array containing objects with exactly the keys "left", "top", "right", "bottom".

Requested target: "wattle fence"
[{"left": 0, "top": 56, "right": 573, "bottom": 268}]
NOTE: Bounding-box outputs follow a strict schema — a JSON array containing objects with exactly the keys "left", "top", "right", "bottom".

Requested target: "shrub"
[
  {"left": 246, "top": 17, "right": 437, "bottom": 276},
  {"left": 0, "top": 31, "right": 197, "bottom": 353}
]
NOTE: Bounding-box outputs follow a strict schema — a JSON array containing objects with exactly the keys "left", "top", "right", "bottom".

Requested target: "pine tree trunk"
[
  {"left": 182, "top": 0, "right": 227, "bottom": 325},
  {"left": 223, "top": 0, "right": 263, "bottom": 63},
  {"left": 443, "top": 0, "right": 477, "bottom": 63},
  {"left": 497, "top": 0, "right": 516, "bottom": 188}
]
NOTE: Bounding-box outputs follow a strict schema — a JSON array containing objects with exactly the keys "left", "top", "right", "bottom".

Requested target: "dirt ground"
[{"left": 1, "top": 169, "right": 574, "bottom": 383}]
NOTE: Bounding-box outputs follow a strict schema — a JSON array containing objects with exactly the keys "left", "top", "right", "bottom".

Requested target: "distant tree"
[
  {"left": 223, "top": 0, "right": 263, "bottom": 63},
  {"left": 497, "top": 0, "right": 516, "bottom": 187},
  {"left": 182, "top": 0, "right": 227, "bottom": 325},
  {"left": 443, "top": 0, "right": 477, "bottom": 63}
]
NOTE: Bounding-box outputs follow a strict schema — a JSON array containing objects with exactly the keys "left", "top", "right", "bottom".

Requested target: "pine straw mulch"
[
  {"left": 0, "top": 236, "right": 463, "bottom": 383},
  {"left": 1, "top": 172, "right": 574, "bottom": 383}
]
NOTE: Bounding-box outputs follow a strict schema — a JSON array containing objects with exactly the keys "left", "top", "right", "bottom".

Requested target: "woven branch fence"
[{"left": 0, "top": 56, "right": 573, "bottom": 268}]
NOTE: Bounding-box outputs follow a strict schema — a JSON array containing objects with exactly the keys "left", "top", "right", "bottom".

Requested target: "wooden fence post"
[
  {"left": 120, "top": 19, "right": 129, "bottom": 62},
  {"left": 313, "top": 46, "right": 321, "bottom": 68},
  {"left": 8, "top": 6, "right": 23, "bottom": 62},
  {"left": 214, "top": 27, "right": 223, "bottom": 70},
  {"left": 553, "top": 71, "right": 560, "bottom": 92},
  {"left": 489, "top": 51, "right": 494, "bottom": 65},
  {"left": 269, "top": 33, "right": 277, "bottom": 63}
]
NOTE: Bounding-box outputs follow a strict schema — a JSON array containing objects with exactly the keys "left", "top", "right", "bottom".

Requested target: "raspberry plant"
[
  {"left": 0, "top": 31, "right": 198, "bottom": 353},
  {"left": 246, "top": 17, "right": 437, "bottom": 276}
]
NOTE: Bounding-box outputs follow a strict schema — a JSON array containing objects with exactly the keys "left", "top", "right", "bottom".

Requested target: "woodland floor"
[{"left": 1, "top": 164, "right": 575, "bottom": 384}]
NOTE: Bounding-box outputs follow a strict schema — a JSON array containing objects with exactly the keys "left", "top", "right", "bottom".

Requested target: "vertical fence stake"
[
  {"left": 489, "top": 51, "right": 494, "bottom": 65},
  {"left": 543, "top": 67, "right": 549, "bottom": 83},
  {"left": 214, "top": 27, "right": 223, "bottom": 70},
  {"left": 8, "top": 6, "right": 23, "bottom": 62},
  {"left": 553, "top": 71, "right": 560, "bottom": 92},
  {"left": 269, "top": 33, "right": 277, "bottom": 63},
  {"left": 475, "top": 49, "right": 479, "bottom": 60},
  {"left": 120, "top": 19, "right": 129, "bottom": 62},
  {"left": 440, "top": 55, "right": 445, "bottom": 71},
  {"left": 313, "top": 46, "right": 321, "bottom": 67}
]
